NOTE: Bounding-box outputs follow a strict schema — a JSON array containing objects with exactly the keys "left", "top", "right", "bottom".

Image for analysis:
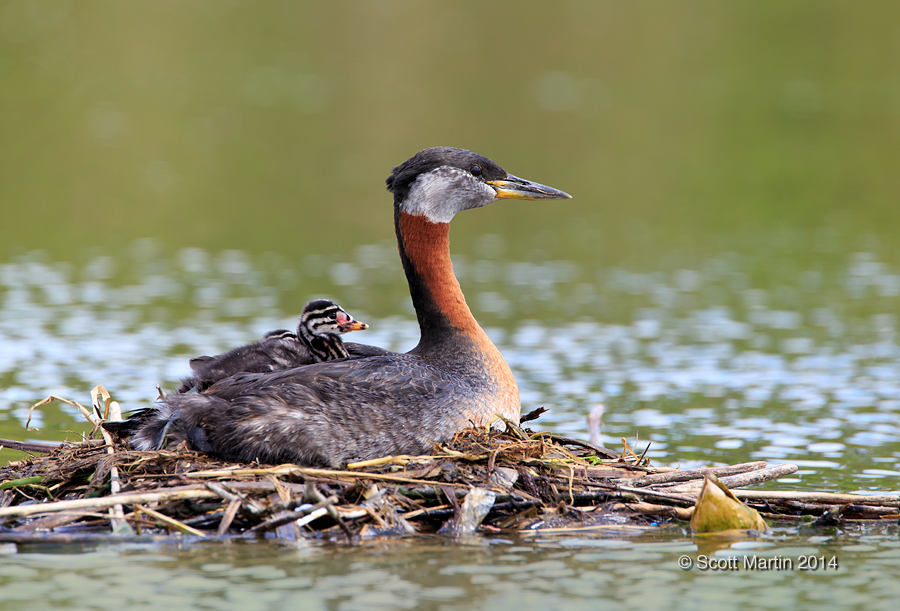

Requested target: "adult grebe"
[
  {"left": 177, "top": 299, "right": 370, "bottom": 393},
  {"left": 107, "top": 147, "right": 570, "bottom": 467}
]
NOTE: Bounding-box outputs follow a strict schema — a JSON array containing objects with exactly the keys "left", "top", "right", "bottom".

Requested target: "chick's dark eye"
[{"left": 471, "top": 165, "right": 482, "bottom": 177}]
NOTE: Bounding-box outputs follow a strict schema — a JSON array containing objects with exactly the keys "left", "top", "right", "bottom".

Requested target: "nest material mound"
[{"left": 2, "top": 408, "right": 899, "bottom": 542}]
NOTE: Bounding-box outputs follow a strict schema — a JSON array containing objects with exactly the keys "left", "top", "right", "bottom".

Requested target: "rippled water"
[
  {"left": 2, "top": 243, "right": 900, "bottom": 611},
  {"left": 2, "top": 526, "right": 900, "bottom": 611},
  {"left": 2, "top": 242, "right": 899, "bottom": 493}
]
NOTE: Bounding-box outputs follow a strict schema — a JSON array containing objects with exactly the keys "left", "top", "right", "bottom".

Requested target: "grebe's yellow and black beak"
[
  {"left": 339, "top": 320, "right": 369, "bottom": 332},
  {"left": 487, "top": 174, "right": 571, "bottom": 200}
]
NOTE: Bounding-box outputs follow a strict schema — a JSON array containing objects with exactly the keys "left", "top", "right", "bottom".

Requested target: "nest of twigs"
[{"left": 2, "top": 400, "right": 899, "bottom": 543}]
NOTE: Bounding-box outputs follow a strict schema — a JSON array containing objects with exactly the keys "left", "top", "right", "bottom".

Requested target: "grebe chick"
[
  {"left": 298, "top": 298, "right": 369, "bottom": 361},
  {"left": 108, "top": 147, "right": 570, "bottom": 467},
  {"left": 177, "top": 299, "right": 368, "bottom": 393}
]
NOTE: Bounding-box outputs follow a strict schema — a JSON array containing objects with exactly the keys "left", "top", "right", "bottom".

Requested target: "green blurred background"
[{"left": 2, "top": 0, "right": 898, "bottom": 271}]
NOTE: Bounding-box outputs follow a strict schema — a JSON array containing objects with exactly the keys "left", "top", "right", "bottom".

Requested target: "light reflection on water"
[
  {"left": 1, "top": 529, "right": 900, "bottom": 611},
  {"left": 2, "top": 242, "right": 900, "bottom": 611},
  {"left": 1, "top": 242, "right": 900, "bottom": 493}
]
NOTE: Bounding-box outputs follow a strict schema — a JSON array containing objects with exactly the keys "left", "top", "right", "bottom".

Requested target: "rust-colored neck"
[
  {"left": 396, "top": 211, "right": 483, "bottom": 349},
  {"left": 395, "top": 209, "right": 520, "bottom": 423}
]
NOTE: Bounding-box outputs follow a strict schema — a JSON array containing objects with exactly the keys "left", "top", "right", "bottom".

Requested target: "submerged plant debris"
[{"left": 1, "top": 397, "right": 899, "bottom": 544}]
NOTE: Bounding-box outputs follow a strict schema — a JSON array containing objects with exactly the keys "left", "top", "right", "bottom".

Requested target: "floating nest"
[{"left": 2, "top": 403, "right": 899, "bottom": 544}]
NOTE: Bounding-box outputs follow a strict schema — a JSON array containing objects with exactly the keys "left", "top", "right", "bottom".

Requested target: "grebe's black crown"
[
  {"left": 385, "top": 147, "right": 507, "bottom": 204},
  {"left": 302, "top": 299, "right": 342, "bottom": 315}
]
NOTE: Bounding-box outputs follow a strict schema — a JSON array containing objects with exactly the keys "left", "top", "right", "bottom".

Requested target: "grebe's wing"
[{"left": 344, "top": 342, "right": 394, "bottom": 358}]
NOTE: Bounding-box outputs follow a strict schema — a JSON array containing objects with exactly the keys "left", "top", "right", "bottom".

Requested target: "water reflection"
[
  {"left": 2, "top": 528, "right": 899, "bottom": 611},
  {"left": 1, "top": 242, "right": 899, "bottom": 491}
]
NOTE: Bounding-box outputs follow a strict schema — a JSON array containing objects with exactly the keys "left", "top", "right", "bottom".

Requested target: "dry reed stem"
[
  {"left": 135, "top": 505, "right": 207, "bottom": 537},
  {"left": 620, "top": 438, "right": 642, "bottom": 462},
  {"left": 293, "top": 507, "right": 329, "bottom": 528},
  {"left": 90, "top": 385, "right": 129, "bottom": 533},
  {"left": 520, "top": 523, "right": 657, "bottom": 534},
  {"left": 615, "top": 461, "right": 769, "bottom": 487},
  {"left": 184, "top": 465, "right": 472, "bottom": 488},
  {"left": 346, "top": 455, "right": 433, "bottom": 469},
  {"left": 0, "top": 487, "right": 219, "bottom": 519},
  {"left": 614, "top": 501, "right": 694, "bottom": 521},
  {"left": 615, "top": 486, "right": 699, "bottom": 505},
  {"left": 547, "top": 435, "right": 618, "bottom": 459},
  {"left": 26, "top": 395, "right": 94, "bottom": 430},
  {"left": 734, "top": 491, "right": 900, "bottom": 505},
  {"left": 664, "top": 464, "right": 799, "bottom": 493},
  {"left": 217, "top": 499, "right": 242, "bottom": 536},
  {"left": 248, "top": 495, "right": 338, "bottom": 534},
  {"left": 0, "top": 438, "right": 63, "bottom": 454}
]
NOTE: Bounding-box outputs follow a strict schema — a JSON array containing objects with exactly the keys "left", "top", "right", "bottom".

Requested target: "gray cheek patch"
[{"left": 402, "top": 167, "right": 497, "bottom": 223}]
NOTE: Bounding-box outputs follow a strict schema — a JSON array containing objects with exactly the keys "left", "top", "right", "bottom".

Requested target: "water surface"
[
  {"left": 3, "top": 243, "right": 899, "bottom": 492},
  {"left": 3, "top": 527, "right": 900, "bottom": 611}
]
